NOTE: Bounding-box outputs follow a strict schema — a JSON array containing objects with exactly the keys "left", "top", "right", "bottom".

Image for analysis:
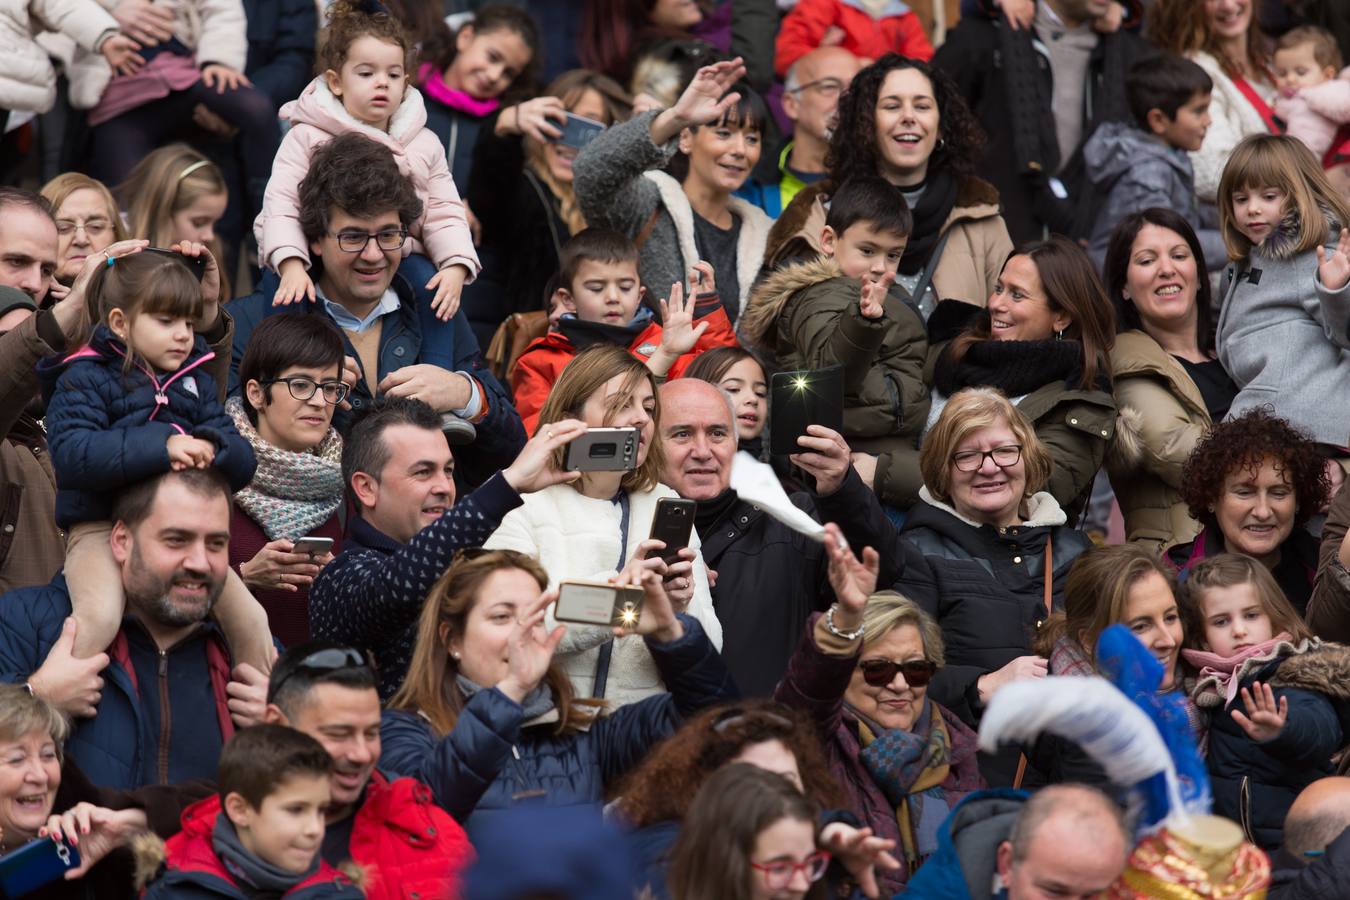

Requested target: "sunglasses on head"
[
  {"left": 270, "top": 647, "right": 373, "bottom": 698},
  {"left": 859, "top": 658, "right": 937, "bottom": 688}
]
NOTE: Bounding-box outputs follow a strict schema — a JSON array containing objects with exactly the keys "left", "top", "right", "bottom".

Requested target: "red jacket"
[
  {"left": 144, "top": 796, "right": 362, "bottom": 899},
  {"left": 775, "top": 0, "right": 934, "bottom": 77},
  {"left": 510, "top": 304, "right": 738, "bottom": 435},
  {"left": 347, "top": 770, "right": 474, "bottom": 900}
]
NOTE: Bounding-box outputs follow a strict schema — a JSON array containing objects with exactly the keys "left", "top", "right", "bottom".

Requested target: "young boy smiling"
[
  {"left": 140, "top": 725, "right": 362, "bottom": 899},
  {"left": 511, "top": 228, "right": 736, "bottom": 434}
]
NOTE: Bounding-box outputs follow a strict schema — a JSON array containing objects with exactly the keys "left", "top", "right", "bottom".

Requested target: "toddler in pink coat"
[
  {"left": 255, "top": 0, "right": 480, "bottom": 320},
  {"left": 1272, "top": 27, "right": 1350, "bottom": 172}
]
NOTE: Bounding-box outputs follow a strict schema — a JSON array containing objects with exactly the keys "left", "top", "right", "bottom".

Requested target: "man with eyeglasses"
[
  {"left": 255, "top": 641, "right": 472, "bottom": 900},
  {"left": 227, "top": 133, "right": 525, "bottom": 491},
  {"left": 738, "top": 48, "right": 861, "bottom": 218}
]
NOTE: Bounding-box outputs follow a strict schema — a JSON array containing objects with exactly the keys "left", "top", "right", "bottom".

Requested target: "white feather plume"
[{"left": 979, "top": 676, "right": 1183, "bottom": 812}]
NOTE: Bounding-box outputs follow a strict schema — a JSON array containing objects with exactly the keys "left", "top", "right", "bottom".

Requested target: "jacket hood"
[
  {"left": 905, "top": 788, "right": 1028, "bottom": 899},
  {"left": 917, "top": 486, "right": 1069, "bottom": 528},
  {"left": 283, "top": 76, "right": 430, "bottom": 149},
  {"left": 1084, "top": 122, "right": 1188, "bottom": 186},
  {"left": 1270, "top": 641, "right": 1350, "bottom": 702},
  {"left": 740, "top": 255, "right": 842, "bottom": 347}
]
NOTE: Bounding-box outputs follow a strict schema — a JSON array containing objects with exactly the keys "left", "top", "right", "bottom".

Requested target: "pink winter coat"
[
  {"left": 254, "top": 77, "right": 480, "bottom": 279},
  {"left": 1275, "top": 68, "right": 1350, "bottom": 160}
]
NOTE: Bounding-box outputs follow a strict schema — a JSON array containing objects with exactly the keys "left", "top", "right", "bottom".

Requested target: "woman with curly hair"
[
  {"left": 1168, "top": 408, "right": 1331, "bottom": 617},
  {"left": 762, "top": 54, "right": 1013, "bottom": 320},
  {"left": 1146, "top": 0, "right": 1277, "bottom": 207},
  {"left": 614, "top": 700, "right": 840, "bottom": 899}
]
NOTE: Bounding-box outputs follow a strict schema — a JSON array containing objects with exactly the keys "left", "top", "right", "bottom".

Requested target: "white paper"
[{"left": 728, "top": 451, "right": 826, "bottom": 541}]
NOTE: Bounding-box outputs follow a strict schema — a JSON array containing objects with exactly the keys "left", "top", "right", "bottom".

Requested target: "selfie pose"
[{"left": 486, "top": 346, "right": 723, "bottom": 707}]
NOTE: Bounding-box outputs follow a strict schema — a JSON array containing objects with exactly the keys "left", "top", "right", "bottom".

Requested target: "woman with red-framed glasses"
[{"left": 774, "top": 523, "right": 985, "bottom": 895}]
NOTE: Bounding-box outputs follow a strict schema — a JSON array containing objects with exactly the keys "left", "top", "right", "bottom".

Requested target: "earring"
[
  {"left": 452, "top": 652, "right": 461, "bottom": 660},
  {"left": 1055, "top": 329, "right": 1064, "bottom": 341},
  {"left": 936, "top": 137, "right": 946, "bottom": 151}
]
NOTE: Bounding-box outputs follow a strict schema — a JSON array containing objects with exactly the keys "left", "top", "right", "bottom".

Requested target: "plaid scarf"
[
  {"left": 227, "top": 397, "right": 344, "bottom": 541},
  {"left": 854, "top": 700, "right": 954, "bottom": 872}
]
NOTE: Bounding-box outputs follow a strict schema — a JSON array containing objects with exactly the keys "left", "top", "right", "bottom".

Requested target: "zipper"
[{"left": 157, "top": 649, "right": 171, "bottom": 784}]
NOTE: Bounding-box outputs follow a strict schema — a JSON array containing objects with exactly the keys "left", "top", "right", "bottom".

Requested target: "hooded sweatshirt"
[
  {"left": 254, "top": 77, "right": 479, "bottom": 280},
  {"left": 1083, "top": 121, "right": 1226, "bottom": 271}
]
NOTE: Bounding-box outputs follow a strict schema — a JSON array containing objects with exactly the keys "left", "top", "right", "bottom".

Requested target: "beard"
[{"left": 123, "top": 545, "right": 224, "bottom": 628}]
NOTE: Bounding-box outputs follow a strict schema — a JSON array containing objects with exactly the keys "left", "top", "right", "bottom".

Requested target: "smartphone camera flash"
[
  {"left": 792, "top": 375, "right": 809, "bottom": 391},
  {"left": 619, "top": 604, "right": 639, "bottom": 626}
]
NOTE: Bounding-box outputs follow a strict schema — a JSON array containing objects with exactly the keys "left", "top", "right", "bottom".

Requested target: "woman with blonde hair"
[
  {"left": 116, "top": 144, "right": 231, "bottom": 294},
  {"left": 39, "top": 173, "right": 127, "bottom": 287},
  {"left": 484, "top": 344, "right": 722, "bottom": 707},
  {"left": 832, "top": 387, "right": 1093, "bottom": 787},
  {"left": 380, "top": 548, "right": 735, "bottom": 835},
  {"left": 462, "top": 68, "right": 632, "bottom": 345}
]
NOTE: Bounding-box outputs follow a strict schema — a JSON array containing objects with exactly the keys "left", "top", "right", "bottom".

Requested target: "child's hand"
[
  {"left": 169, "top": 241, "right": 220, "bottom": 329},
  {"left": 201, "top": 64, "right": 250, "bottom": 94},
  {"left": 689, "top": 259, "right": 716, "bottom": 296},
  {"left": 1317, "top": 227, "right": 1350, "bottom": 291},
  {"left": 274, "top": 259, "right": 316, "bottom": 306},
  {"left": 1232, "top": 681, "right": 1289, "bottom": 742},
  {"left": 859, "top": 272, "right": 893, "bottom": 320},
  {"left": 101, "top": 34, "right": 144, "bottom": 76},
  {"left": 427, "top": 265, "right": 468, "bottom": 321},
  {"left": 659, "top": 281, "right": 708, "bottom": 357},
  {"left": 166, "top": 435, "right": 216, "bottom": 470}
]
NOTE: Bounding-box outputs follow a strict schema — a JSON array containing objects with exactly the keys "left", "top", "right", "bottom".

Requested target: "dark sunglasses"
[
  {"left": 270, "top": 647, "right": 372, "bottom": 698},
  {"left": 859, "top": 658, "right": 937, "bottom": 688}
]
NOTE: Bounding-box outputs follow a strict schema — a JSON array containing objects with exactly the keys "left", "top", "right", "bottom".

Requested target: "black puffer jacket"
[{"left": 832, "top": 484, "right": 1092, "bottom": 785}]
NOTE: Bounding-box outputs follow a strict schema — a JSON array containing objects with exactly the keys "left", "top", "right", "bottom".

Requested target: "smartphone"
[
  {"left": 292, "top": 536, "right": 334, "bottom": 557},
  {"left": 0, "top": 837, "right": 81, "bottom": 898},
  {"left": 768, "top": 366, "right": 845, "bottom": 456},
  {"left": 142, "top": 247, "right": 208, "bottom": 281},
  {"left": 554, "top": 580, "right": 645, "bottom": 627},
  {"left": 563, "top": 427, "right": 641, "bottom": 472},
  {"left": 647, "top": 498, "right": 695, "bottom": 565},
  {"left": 552, "top": 112, "right": 605, "bottom": 150}
]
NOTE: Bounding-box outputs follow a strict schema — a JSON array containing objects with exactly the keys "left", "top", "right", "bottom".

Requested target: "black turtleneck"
[{"left": 693, "top": 488, "right": 740, "bottom": 537}]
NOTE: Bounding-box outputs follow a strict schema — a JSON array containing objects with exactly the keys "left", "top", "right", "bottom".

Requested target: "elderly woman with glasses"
[
  {"left": 228, "top": 314, "right": 350, "bottom": 646},
  {"left": 774, "top": 525, "right": 983, "bottom": 896},
  {"left": 39, "top": 174, "right": 128, "bottom": 291},
  {"left": 828, "top": 387, "right": 1093, "bottom": 789}
]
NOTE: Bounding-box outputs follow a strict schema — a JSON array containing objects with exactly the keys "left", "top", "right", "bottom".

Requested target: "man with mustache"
[{"left": 0, "top": 468, "right": 272, "bottom": 790}]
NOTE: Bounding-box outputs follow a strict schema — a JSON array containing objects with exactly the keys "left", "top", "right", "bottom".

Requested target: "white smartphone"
[
  {"left": 292, "top": 536, "right": 334, "bottom": 557},
  {"left": 554, "top": 580, "right": 644, "bottom": 628}
]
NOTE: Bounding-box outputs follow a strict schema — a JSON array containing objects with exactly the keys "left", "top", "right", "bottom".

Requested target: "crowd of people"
[{"left": 5, "top": 0, "right": 1350, "bottom": 897}]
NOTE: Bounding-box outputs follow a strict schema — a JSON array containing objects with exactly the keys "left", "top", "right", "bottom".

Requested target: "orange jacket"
[
  {"left": 775, "top": 0, "right": 934, "bottom": 78},
  {"left": 511, "top": 302, "right": 737, "bottom": 435}
]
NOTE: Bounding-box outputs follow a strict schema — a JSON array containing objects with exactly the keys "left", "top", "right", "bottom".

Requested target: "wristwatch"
[{"left": 824, "top": 605, "right": 865, "bottom": 641}]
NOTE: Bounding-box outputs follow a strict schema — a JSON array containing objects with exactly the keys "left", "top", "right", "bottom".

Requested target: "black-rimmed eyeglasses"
[
  {"left": 331, "top": 228, "right": 408, "bottom": 253},
  {"left": 263, "top": 377, "right": 350, "bottom": 405},
  {"left": 950, "top": 445, "right": 1023, "bottom": 472}
]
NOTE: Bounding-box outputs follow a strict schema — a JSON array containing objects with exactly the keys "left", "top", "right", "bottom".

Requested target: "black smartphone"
[
  {"left": 648, "top": 497, "right": 695, "bottom": 565},
  {"left": 768, "top": 366, "right": 845, "bottom": 456},
  {"left": 0, "top": 836, "right": 81, "bottom": 898},
  {"left": 142, "top": 247, "right": 207, "bottom": 281},
  {"left": 563, "top": 427, "right": 641, "bottom": 472},
  {"left": 552, "top": 112, "right": 605, "bottom": 150},
  {"left": 554, "top": 580, "right": 645, "bottom": 627}
]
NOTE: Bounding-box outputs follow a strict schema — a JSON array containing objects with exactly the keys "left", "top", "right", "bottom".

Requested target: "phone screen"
[{"left": 554, "top": 113, "right": 605, "bottom": 150}]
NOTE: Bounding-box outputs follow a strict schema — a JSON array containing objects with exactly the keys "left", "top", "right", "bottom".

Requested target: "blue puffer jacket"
[
  {"left": 379, "top": 616, "right": 737, "bottom": 838},
  {"left": 39, "top": 325, "right": 255, "bottom": 529}
]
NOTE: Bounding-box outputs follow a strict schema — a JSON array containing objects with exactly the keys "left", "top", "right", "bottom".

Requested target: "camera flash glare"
[
  {"left": 620, "top": 606, "right": 638, "bottom": 626},
  {"left": 792, "top": 375, "right": 808, "bottom": 391}
]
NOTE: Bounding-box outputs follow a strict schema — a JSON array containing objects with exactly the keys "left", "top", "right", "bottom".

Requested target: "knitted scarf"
[
  {"left": 1181, "top": 632, "right": 1297, "bottom": 708},
  {"left": 933, "top": 334, "right": 1085, "bottom": 398},
  {"left": 418, "top": 63, "right": 501, "bottom": 117},
  {"left": 227, "top": 397, "right": 344, "bottom": 542},
  {"left": 896, "top": 169, "right": 958, "bottom": 277},
  {"left": 853, "top": 700, "right": 953, "bottom": 872}
]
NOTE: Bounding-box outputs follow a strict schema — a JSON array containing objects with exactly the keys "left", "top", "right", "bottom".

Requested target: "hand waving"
[
  {"left": 824, "top": 522, "right": 879, "bottom": 633},
  {"left": 497, "top": 589, "right": 566, "bottom": 703},
  {"left": 859, "top": 272, "right": 893, "bottom": 320},
  {"left": 659, "top": 281, "right": 708, "bottom": 355},
  {"left": 819, "top": 823, "right": 901, "bottom": 900},
  {"left": 1317, "top": 228, "right": 1350, "bottom": 291},
  {"left": 1232, "top": 681, "right": 1288, "bottom": 742},
  {"left": 670, "top": 58, "right": 749, "bottom": 128}
]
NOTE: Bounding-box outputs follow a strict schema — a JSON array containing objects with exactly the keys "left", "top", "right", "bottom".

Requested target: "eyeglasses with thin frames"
[
  {"left": 751, "top": 851, "right": 831, "bottom": 889},
  {"left": 55, "top": 219, "right": 112, "bottom": 238},
  {"left": 263, "top": 376, "right": 350, "bottom": 405},
  {"left": 950, "top": 445, "right": 1023, "bottom": 472},
  {"left": 787, "top": 77, "right": 845, "bottom": 98},
  {"left": 331, "top": 228, "right": 408, "bottom": 253}
]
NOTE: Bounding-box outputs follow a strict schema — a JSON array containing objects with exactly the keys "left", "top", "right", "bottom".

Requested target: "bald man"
[
  {"left": 738, "top": 47, "right": 863, "bottom": 217},
  {"left": 657, "top": 377, "right": 888, "bottom": 695},
  {"left": 1270, "top": 777, "right": 1350, "bottom": 899}
]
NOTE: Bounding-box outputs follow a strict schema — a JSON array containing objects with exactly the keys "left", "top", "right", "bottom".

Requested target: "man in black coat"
[
  {"left": 657, "top": 378, "right": 884, "bottom": 697},
  {"left": 934, "top": 0, "right": 1154, "bottom": 244},
  {"left": 1270, "top": 777, "right": 1350, "bottom": 899}
]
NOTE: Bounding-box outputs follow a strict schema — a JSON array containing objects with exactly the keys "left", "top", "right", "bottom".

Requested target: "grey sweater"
[{"left": 572, "top": 110, "right": 773, "bottom": 318}]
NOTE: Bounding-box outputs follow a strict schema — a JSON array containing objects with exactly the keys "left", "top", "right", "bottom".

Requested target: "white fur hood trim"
[
  {"left": 283, "top": 76, "right": 429, "bottom": 147},
  {"left": 918, "top": 486, "right": 1068, "bottom": 528}
]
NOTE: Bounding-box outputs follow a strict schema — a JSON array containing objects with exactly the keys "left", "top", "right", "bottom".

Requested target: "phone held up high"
[
  {"left": 647, "top": 497, "right": 695, "bottom": 565},
  {"left": 554, "top": 580, "right": 645, "bottom": 628},
  {"left": 550, "top": 112, "right": 605, "bottom": 150},
  {"left": 768, "top": 366, "right": 845, "bottom": 456},
  {"left": 563, "top": 427, "right": 641, "bottom": 472}
]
